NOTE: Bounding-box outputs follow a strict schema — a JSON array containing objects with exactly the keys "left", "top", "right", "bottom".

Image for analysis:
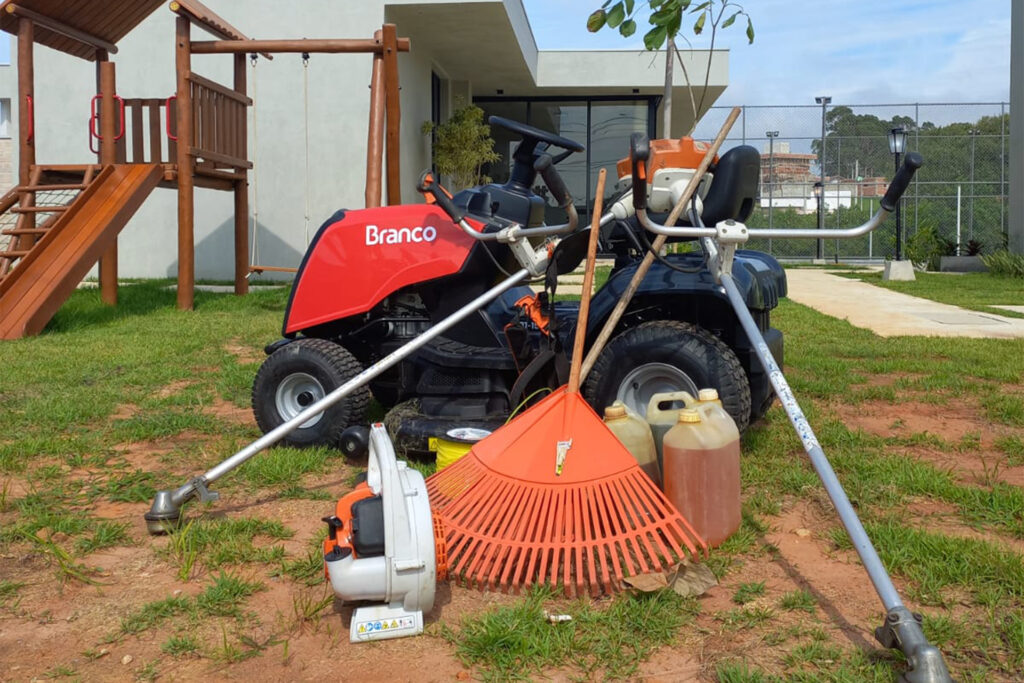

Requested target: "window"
[
  {"left": 475, "top": 95, "right": 658, "bottom": 224},
  {"left": 0, "top": 99, "right": 11, "bottom": 138}
]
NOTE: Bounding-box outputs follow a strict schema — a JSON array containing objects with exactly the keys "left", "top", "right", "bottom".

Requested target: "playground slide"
[{"left": 0, "top": 164, "right": 162, "bottom": 339}]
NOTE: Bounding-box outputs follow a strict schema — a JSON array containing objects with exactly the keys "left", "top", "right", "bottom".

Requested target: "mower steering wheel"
[{"left": 489, "top": 116, "right": 585, "bottom": 154}]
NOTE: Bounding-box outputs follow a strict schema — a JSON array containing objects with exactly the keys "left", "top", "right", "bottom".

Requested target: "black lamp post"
[
  {"left": 813, "top": 181, "right": 823, "bottom": 256},
  {"left": 766, "top": 131, "right": 778, "bottom": 231},
  {"left": 888, "top": 127, "right": 908, "bottom": 260},
  {"left": 815, "top": 96, "right": 831, "bottom": 260}
]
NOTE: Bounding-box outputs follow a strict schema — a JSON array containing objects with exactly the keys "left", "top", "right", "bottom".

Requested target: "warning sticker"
[{"left": 353, "top": 616, "right": 418, "bottom": 639}]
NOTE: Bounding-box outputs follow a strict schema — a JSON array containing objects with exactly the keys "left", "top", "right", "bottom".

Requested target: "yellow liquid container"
[
  {"left": 662, "top": 408, "right": 741, "bottom": 547},
  {"left": 696, "top": 388, "right": 741, "bottom": 443},
  {"left": 603, "top": 401, "right": 660, "bottom": 487},
  {"left": 645, "top": 391, "right": 697, "bottom": 472}
]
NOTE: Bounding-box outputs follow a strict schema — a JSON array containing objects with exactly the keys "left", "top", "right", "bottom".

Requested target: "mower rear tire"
[
  {"left": 583, "top": 320, "right": 752, "bottom": 433},
  {"left": 252, "top": 338, "right": 370, "bottom": 448}
]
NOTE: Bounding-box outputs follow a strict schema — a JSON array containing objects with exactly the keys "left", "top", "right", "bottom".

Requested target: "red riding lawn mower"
[{"left": 249, "top": 116, "right": 785, "bottom": 452}]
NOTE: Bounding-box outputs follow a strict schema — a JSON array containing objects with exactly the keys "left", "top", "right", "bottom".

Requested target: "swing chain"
[
  {"left": 249, "top": 52, "right": 258, "bottom": 67},
  {"left": 301, "top": 52, "right": 310, "bottom": 67}
]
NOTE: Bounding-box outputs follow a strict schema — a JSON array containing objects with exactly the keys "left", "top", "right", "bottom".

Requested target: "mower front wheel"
[
  {"left": 583, "top": 320, "right": 751, "bottom": 432},
  {"left": 252, "top": 338, "right": 370, "bottom": 448}
]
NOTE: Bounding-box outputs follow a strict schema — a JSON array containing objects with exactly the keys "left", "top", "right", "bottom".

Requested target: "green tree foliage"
[
  {"left": 422, "top": 103, "right": 500, "bottom": 190},
  {"left": 586, "top": 1, "right": 753, "bottom": 131},
  {"left": 587, "top": 0, "right": 753, "bottom": 50},
  {"left": 808, "top": 108, "right": 1009, "bottom": 254}
]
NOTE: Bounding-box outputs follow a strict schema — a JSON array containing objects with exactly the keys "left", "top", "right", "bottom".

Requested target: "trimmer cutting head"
[{"left": 143, "top": 490, "right": 182, "bottom": 535}]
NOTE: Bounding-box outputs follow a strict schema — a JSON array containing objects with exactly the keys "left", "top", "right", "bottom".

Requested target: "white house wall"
[{"left": 15, "top": 1, "right": 418, "bottom": 281}]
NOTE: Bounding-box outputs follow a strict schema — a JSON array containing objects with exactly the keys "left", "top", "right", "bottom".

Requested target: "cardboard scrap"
[{"left": 624, "top": 559, "right": 717, "bottom": 597}]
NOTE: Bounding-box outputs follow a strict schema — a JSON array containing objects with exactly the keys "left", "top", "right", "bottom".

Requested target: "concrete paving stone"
[{"left": 784, "top": 269, "right": 1024, "bottom": 339}]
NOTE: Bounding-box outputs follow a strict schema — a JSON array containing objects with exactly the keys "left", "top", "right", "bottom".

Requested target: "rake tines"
[{"left": 426, "top": 389, "right": 707, "bottom": 597}]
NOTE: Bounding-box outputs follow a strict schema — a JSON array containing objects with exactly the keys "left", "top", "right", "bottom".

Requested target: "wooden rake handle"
[
  {"left": 567, "top": 167, "right": 607, "bottom": 395},
  {"left": 579, "top": 107, "right": 742, "bottom": 380}
]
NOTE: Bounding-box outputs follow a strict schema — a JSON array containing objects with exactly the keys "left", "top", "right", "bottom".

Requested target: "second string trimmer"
[{"left": 426, "top": 168, "right": 707, "bottom": 597}]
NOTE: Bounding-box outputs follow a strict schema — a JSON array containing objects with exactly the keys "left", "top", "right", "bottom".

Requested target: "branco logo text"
[{"left": 365, "top": 224, "right": 438, "bottom": 246}]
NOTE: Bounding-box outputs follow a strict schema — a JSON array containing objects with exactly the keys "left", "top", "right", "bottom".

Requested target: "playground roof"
[{"left": 0, "top": 0, "right": 249, "bottom": 61}]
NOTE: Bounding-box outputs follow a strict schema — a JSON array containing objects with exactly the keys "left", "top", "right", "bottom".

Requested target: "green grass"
[
  {"left": 732, "top": 581, "right": 766, "bottom": 605},
  {"left": 837, "top": 270, "right": 1024, "bottom": 319},
  {"left": 162, "top": 517, "right": 293, "bottom": 571},
  {"left": 161, "top": 634, "right": 201, "bottom": 657},
  {"left": 0, "top": 580, "right": 24, "bottom": 607},
  {"left": 779, "top": 589, "right": 817, "bottom": 613},
  {"left": 444, "top": 586, "right": 697, "bottom": 680},
  {"left": 2, "top": 271, "right": 1024, "bottom": 680},
  {"left": 120, "top": 572, "right": 264, "bottom": 636}
]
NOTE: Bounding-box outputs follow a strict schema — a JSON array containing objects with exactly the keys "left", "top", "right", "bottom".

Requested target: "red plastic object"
[
  {"left": 89, "top": 94, "right": 125, "bottom": 142},
  {"left": 165, "top": 96, "right": 178, "bottom": 141},
  {"left": 283, "top": 204, "right": 483, "bottom": 335}
]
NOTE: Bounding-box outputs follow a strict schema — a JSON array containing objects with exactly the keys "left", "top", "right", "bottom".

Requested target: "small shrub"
[
  {"left": 981, "top": 250, "right": 1024, "bottom": 278},
  {"left": 422, "top": 101, "right": 499, "bottom": 190},
  {"left": 906, "top": 223, "right": 955, "bottom": 271}
]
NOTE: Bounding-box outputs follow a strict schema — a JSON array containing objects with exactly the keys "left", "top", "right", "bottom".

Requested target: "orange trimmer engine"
[{"left": 616, "top": 137, "right": 719, "bottom": 214}]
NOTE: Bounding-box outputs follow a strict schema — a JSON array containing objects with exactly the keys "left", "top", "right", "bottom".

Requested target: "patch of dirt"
[
  {"left": 224, "top": 339, "right": 264, "bottom": 365},
  {"left": 5, "top": 386, "right": 1024, "bottom": 682},
  {"left": 206, "top": 397, "right": 253, "bottom": 426},
  {"left": 156, "top": 379, "right": 195, "bottom": 399},
  {"left": 832, "top": 395, "right": 1024, "bottom": 489},
  {"left": 110, "top": 403, "right": 139, "bottom": 421},
  {"left": 836, "top": 398, "right": 984, "bottom": 443}
]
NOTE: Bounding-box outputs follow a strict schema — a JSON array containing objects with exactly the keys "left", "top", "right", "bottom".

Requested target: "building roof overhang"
[{"left": 385, "top": 0, "right": 728, "bottom": 128}]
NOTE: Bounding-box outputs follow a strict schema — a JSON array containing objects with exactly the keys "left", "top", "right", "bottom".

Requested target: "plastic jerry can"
[
  {"left": 603, "top": 401, "right": 660, "bottom": 486},
  {"left": 662, "top": 408, "right": 741, "bottom": 547},
  {"left": 646, "top": 391, "right": 697, "bottom": 472},
  {"left": 696, "top": 388, "right": 741, "bottom": 443}
]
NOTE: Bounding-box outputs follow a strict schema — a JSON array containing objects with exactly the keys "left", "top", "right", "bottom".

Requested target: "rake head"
[{"left": 426, "top": 389, "right": 707, "bottom": 597}]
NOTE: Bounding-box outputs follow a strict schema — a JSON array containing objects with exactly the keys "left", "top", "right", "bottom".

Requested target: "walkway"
[{"left": 784, "top": 269, "right": 1024, "bottom": 339}]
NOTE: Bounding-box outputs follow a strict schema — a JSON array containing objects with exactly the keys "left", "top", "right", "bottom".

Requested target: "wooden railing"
[
  {"left": 114, "top": 98, "right": 178, "bottom": 165},
  {"left": 186, "top": 71, "right": 251, "bottom": 169}
]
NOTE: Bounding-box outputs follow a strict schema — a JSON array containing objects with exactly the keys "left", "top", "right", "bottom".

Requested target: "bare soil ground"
[{"left": 1, "top": 374, "right": 1021, "bottom": 682}]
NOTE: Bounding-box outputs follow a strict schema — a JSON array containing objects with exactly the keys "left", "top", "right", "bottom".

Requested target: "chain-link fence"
[{"left": 693, "top": 102, "right": 1011, "bottom": 261}]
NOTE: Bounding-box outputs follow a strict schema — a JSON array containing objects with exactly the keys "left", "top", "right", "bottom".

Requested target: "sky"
[{"left": 520, "top": 0, "right": 1012, "bottom": 106}]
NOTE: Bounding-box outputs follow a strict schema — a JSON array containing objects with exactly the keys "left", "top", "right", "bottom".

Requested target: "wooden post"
[
  {"left": 13, "top": 17, "right": 36, "bottom": 255},
  {"left": 365, "top": 30, "right": 384, "bottom": 209},
  {"left": 16, "top": 17, "right": 34, "bottom": 186},
  {"left": 175, "top": 15, "right": 195, "bottom": 310},
  {"left": 233, "top": 52, "right": 248, "bottom": 295},
  {"left": 381, "top": 24, "right": 401, "bottom": 205},
  {"left": 98, "top": 59, "right": 119, "bottom": 305}
]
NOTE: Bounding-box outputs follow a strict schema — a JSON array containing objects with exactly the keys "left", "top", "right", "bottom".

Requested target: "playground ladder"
[
  {"left": 0, "top": 163, "right": 162, "bottom": 339},
  {"left": 0, "top": 165, "right": 101, "bottom": 279}
]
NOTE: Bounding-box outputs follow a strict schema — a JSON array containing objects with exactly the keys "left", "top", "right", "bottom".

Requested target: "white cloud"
[{"left": 522, "top": 0, "right": 1011, "bottom": 105}]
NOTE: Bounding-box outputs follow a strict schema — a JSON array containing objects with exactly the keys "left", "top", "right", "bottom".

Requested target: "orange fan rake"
[
  {"left": 426, "top": 169, "right": 706, "bottom": 596},
  {"left": 426, "top": 389, "right": 706, "bottom": 596}
]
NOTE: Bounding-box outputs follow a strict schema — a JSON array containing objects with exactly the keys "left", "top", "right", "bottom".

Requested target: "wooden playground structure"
[{"left": 0, "top": 0, "right": 409, "bottom": 339}]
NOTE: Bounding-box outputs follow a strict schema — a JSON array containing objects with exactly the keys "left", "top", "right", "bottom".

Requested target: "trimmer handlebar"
[
  {"left": 880, "top": 152, "right": 924, "bottom": 212},
  {"left": 417, "top": 170, "right": 466, "bottom": 224},
  {"left": 630, "top": 133, "right": 650, "bottom": 212}
]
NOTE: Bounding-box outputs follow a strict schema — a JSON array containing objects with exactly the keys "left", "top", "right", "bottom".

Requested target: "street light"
[
  {"left": 766, "top": 131, "right": 779, "bottom": 232},
  {"left": 969, "top": 128, "right": 980, "bottom": 243},
  {"left": 813, "top": 181, "right": 823, "bottom": 258},
  {"left": 888, "top": 127, "right": 908, "bottom": 260},
  {"left": 814, "top": 96, "right": 831, "bottom": 260}
]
